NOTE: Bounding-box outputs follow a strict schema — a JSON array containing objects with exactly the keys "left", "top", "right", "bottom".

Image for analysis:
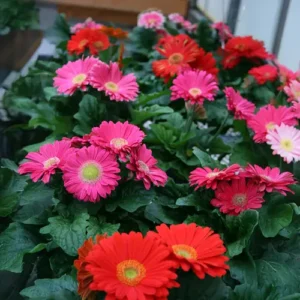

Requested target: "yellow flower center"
[
  {"left": 232, "top": 193, "right": 247, "bottom": 207},
  {"left": 43, "top": 157, "right": 60, "bottom": 169},
  {"left": 265, "top": 122, "right": 276, "bottom": 131},
  {"left": 116, "top": 260, "right": 146, "bottom": 286},
  {"left": 79, "top": 39, "right": 88, "bottom": 48},
  {"left": 172, "top": 244, "right": 198, "bottom": 260},
  {"left": 280, "top": 138, "right": 294, "bottom": 151},
  {"left": 110, "top": 138, "right": 128, "bottom": 149},
  {"left": 94, "top": 41, "right": 104, "bottom": 50},
  {"left": 105, "top": 81, "right": 119, "bottom": 92},
  {"left": 235, "top": 44, "right": 245, "bottom": 51},
  {"left": 189, "top": 88, "right": 202, "bottom": 97},
  {"left": 137, "top": 160, "right": 150, "bottom": 173},
  {"left": 81, "top": 163, "right": 102, "bottom": 183},
  {"left": 72, "top": 73, "right": 87, "bottom": 85},
  {"left": 168, "top": 53, "right": 184, "bottom": 65}
]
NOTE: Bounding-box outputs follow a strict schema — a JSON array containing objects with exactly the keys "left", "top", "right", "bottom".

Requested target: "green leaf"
[
  {"left": 44, "top": 87, "right": 58, "bottom": 101},
  {"left": 192, "top": 147, "right": 218, "bottom": 168},
  {"left": 0, "top": 223, "right": 41, "bottom": 273},
  {"left": 45, "top": 13, "right": 71, "bottom": 44},
  {"left": 229, "top": 284, "right": 279, "bottom": 300},
  {"left": 40, "top": 211, "right": 90, "bottom": 256},
  {"left": 259, "top": 203, "right": 293, "bottom": 238},
  {"left": 195, "top": 20, "right": 219, "bottom": 51},
  {"left": 176, "top": 194, "right": 200, "bottom": 208},
  {"left": 73, "top": 94, "right": 106, "bottom": 135},
  {"left": 131, "top": 105, "right": 173, "bottom": 125},
  {"left": 20, "top": 275, "right": 79, "bottom": 300},
  {"left": 225, "top": 210, "right": 259, "bottom": 257},
  {"left": 230, "top": 142, "right": 258, "bottom": 166},
  {"left": 145, "top": 203, "right": 182, "bottom": 224},
  {"left": 22, "top": 136, "right": 56, "bottom": 153},
  {"left": 87, "top": 216, "right": 120, "bottom": 238},
  {"left": 135, "top": 90, "right": 170, "bottom": 106},
  {"left": 1, "top": 158, "right": 18, "bottom": 172}
]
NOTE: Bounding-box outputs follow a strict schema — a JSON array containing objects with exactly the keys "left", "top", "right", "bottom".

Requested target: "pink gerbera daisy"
[
  {"left": 70, "top": 18, "right": 102, "bottom": 34},
  {"left": 137, "top": 10, "right": 165, "bottom": 29},
  {"left": 292, "top": 102, "right": 300, "bottom": 119},
  {"left": 126, "top": 144, "right": 167, "bottom": 190},
  {"left": 211, "top": 22, "right": 233, "bottom": 42},
  {"left": 90, "top": 121, "right": 145, "bottom": 161},
  {"left": 247, "top": 104, "right": 297, "bottom": 143},
  {"left": 189, "top": 164, "right": 241, "bottom": 190},
  {"left": 266, "top": 124, "right": 300, "bottom": 164},
  {"left": 245, "top": 164, "right": 296, "bottom": 195},
  {"left": 62, "top": 146, "right": 120, "bottom": 202},
  {"left": 224, "top": 87, "right": 255, "bottom": 120},
  {"left": 284, "top": 80, "right": 300, "bottom": 102},
  {"left": 89, "top": 62, "right": 139, "bottom": 102},
  {"left": 170, "top": 70, "right": 219, "bottom": 104},
  {"left": 53, "top": 57, "right": 99, "bottom": 95},
  {"left": 168, "top": 13, "right": 185, "bottom": 24},
  {"left": 18, "top": 140, "right": 72, "bottom": 184},
  {"left": 211, "top": 178, "right": 265, "bottom": 216},
  {"left": 182, "top": 20, "right": 197, "bottom": 33},
  {"left": 62, "top": 134, "right": 91, "bottom": 148}
]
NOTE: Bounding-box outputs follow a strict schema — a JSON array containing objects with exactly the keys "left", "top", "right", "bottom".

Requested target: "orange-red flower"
[
  {"left": 74, "top": 235, "right": 107, "bottom": 300},
  {"left": 222, "top": 36, "right": 270, "bottom": 69},
  {"left": 99, "top": 25, "right": 128, "bottom": 39},
  {"left": 150, "top": 223, "right": 229, "bottom": 279},
  {"left": 152, "top": 34, "right": 200, "bottom": 81},
  {"left": 67, "top": 28, "right": 110, "bottom": 55},
  {"left": 249, "top": 65, "right": 278, "bottom": 84},
  {"left": 85, "top": 232, "right": 179, "bottom": 300}
]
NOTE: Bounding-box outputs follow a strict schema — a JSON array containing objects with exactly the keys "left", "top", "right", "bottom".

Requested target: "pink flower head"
[
  {"left": 90, "top": 61, "right": 139, "bottom": 102},
  {"left": 182, "top": 20, "right": 197, "bottom": 33},
  {"left": 62, "top": 134, "right": 91, "bottom": 148},
  {"left": 90, "top": 121, "right": 145, "bottom": 160},
  {"left": 278, "top": 64, "right": 296, "bottom": 90},
  {"left": 168, "top": 13, "right": 185, "bottom": 24},
  {"left": 247, "top": 104, "right": 297, "bottom": 143},
  {"left": 211, "top": 178, "right": 265, "bottom": 216},
  {"left": 53, "top": 57, "right": 99, "bottom": 95},
  {"left": 211, "top": 22, "right": 233, "bottom": 41},
  {"left": 284, "top": 80, "right": 300, "bottom": 102},
  {"left": 224, "top": 87, "right": 255, "bottom": 120},
  {"left": 170, "top": 70, "right": 219, "bottom": 105},
  {"left": 137, "top": 11, "right": 165, "bottom": 29},
  {"left": 245, "top": 164, "right": 296, "bottom": 195},
  {"left": 18, "top": 140, "right": 72, "bottom": 183},
  {"left": 266, "top": 124, "right": 300, "bottom": 164},
  {"left": 292, "top": 102, "right": 300, "bottom": 119},
  {"left": 126, "top": 144, "right": 167, "bottom": 190},
  {"left": 189, "top": 164, "right": 241, "bottom": 190},
  {"left": 71, "top": 18, "right": 102, "bottom": 33},
  {"left": 62, "top": 146, "right": 120, "bottom": 202}
]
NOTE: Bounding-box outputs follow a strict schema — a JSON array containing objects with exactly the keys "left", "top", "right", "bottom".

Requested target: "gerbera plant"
[{"left": 2, "top": 10, "right": 300, "bottom": 300}]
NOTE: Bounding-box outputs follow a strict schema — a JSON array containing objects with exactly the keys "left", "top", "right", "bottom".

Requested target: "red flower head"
[
  {"left": 85, "top": 232, "right": 179, "bottom": 300},
  {"left": 248, "top": 65, "right": 278, "bottom": 85},
  {"left": 150, "top": 223, "right": 229, "bottom": 279},
  {"left": 152, "top": 34, "right": 200, "bottom": 81},
  {"left": 211, "top": 178, "right": 265, "bottom": 215},
  {"left": 244, "top": 164, "right": 296, "bottom": 195},
  {"left": 74, "top": 235, "right": 107, "bottom": 300},
  {"left": 67, "top": 28, "right": 110, "bottom": 55},
  {"left": 190, "top": 47, "right": 219, "bottom": 78}
]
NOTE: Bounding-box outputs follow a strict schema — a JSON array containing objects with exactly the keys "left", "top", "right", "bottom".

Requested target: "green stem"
[
  {"left": 208, "top": 112, "right": 229, "bottom": 146},
  {"left": 279, "top": 157, "right": 283, "bottom": 171},
  {"left": 185, "top": 104, "right": 196, "bottom": 132}
]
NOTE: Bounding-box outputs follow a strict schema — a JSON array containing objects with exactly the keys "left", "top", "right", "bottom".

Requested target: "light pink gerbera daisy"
[
  {"left": 89, "top": 62, "right": 139, "bottom": 102},
  {"left": 18, "top": 140, "right": 72, "bottom": 184},
  {"left": 224, "top": 87, "right": 255, "bottom": 120},
  {"left": 126, "top": 144, "right": 167, "bottom": 190},
  {"left": 247, "top": 104, "right": 297, "bottom": 143},
  {"left": 284, "top": 80, "right": 300, "bottom": 102},
  {"left": 189, "top": 164, "right": 241, "bottom": 190},
  {"left": 62, "top": 146, "right": 120, "bottom": 202},
  {"left": 53, "top": 57, "right": 99, "bottom": 96},
  {"left": 70, "top": 18, "right": 102, "bottom": 34},
  {"left": 137, "top": 10, "right": 165, "bottom": 29},
  {"left": 90, "top": 121, "right": 145, "bottom": 161},
  {"left": 245, "top": 164, "right": 296, "bottom": 195},
  {"left": 266, "top": 124, "right": 300, "bottom": 164},
  {"left": 211, "top": 178, "right": 265, "bottom": 216},
  {"left": 170, "top": 70, "right": 219, "bottom": 104},
  {"left": 168, "top": 13, "right": 185, "bottom": 24}
]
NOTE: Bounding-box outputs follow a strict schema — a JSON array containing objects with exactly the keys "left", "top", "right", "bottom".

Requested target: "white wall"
[{"left": 197, "top": 0, "right": 230, "bottom": 22}]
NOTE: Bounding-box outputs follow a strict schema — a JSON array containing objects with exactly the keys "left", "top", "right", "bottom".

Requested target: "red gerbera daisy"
[
  {"left": 85, "top": 232, "right": 179, "bottom": 300},
  {"left": 211, "top": 178, "right": 265, "bottom": 215},
  {"left": 67, "top": 28, "right": 110, "bottom": 56},
  {"left": 74, "top": 235, "right": 107, "bottom": 300},
  {"left": 152, "top": 34, "right": 200, "bottom": 81},
  {"left": 244, "top": 164, "right": 296, "bottom": 195},
  {"left": 248, "top": 65, "right": 278, "bottom": 85},
  {"left": 150, "top": 223, "right": 229, "bottom": 279},
  {"left": 189, "top": 47, "right": 219, "bottom": 78}
]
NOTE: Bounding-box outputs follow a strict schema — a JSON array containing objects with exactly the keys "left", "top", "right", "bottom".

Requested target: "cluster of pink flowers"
[
  {"left": 18, "top": 121, "right": 167, "bottom": 202},
  {"left": 53, "top": 57, "right": 139, "bottom": 101},
  {"left": 168, "top": 13, "right": 197, "bottom": 33},
  {"left": 70, "top": 18, "right": 102, "bottom": 34},
  {"left": 137, "top": 10, "right": 165, "bottom": 29},
  {"left": 190, "top": 164, "right": 296, "bottom": 215}
]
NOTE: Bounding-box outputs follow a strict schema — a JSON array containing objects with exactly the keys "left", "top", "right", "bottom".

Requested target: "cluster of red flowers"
[
  {"left": 152, "top": 34, "right": 218, "bottom": 82},
  {"left": 75, "top": 223, "right": 229, "bottom": 300},
  {"left": 190, "top": 164, "right": 296, "bottom": 216},
  {"left": 222, "top": 36, "right": 271, "bottom": 69},
  {"left": 18, "top": 121, "right": 167, "bottom": 202}
]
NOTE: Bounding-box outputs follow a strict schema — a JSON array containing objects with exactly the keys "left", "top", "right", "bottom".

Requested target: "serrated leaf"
[
  {"left": 87, "top": 216, "right": 119, "bottom": 238},
  {"left": 192, "top": 147, "right": 219, "bottom": 168}
]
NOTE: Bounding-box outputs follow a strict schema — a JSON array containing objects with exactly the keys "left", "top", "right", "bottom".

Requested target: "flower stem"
[
  {"left": 185, "top": 104, "right": 196, "bottom": 132},
  {"left": 208, "top": 112, "right": 229, "bottom": 146}
]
